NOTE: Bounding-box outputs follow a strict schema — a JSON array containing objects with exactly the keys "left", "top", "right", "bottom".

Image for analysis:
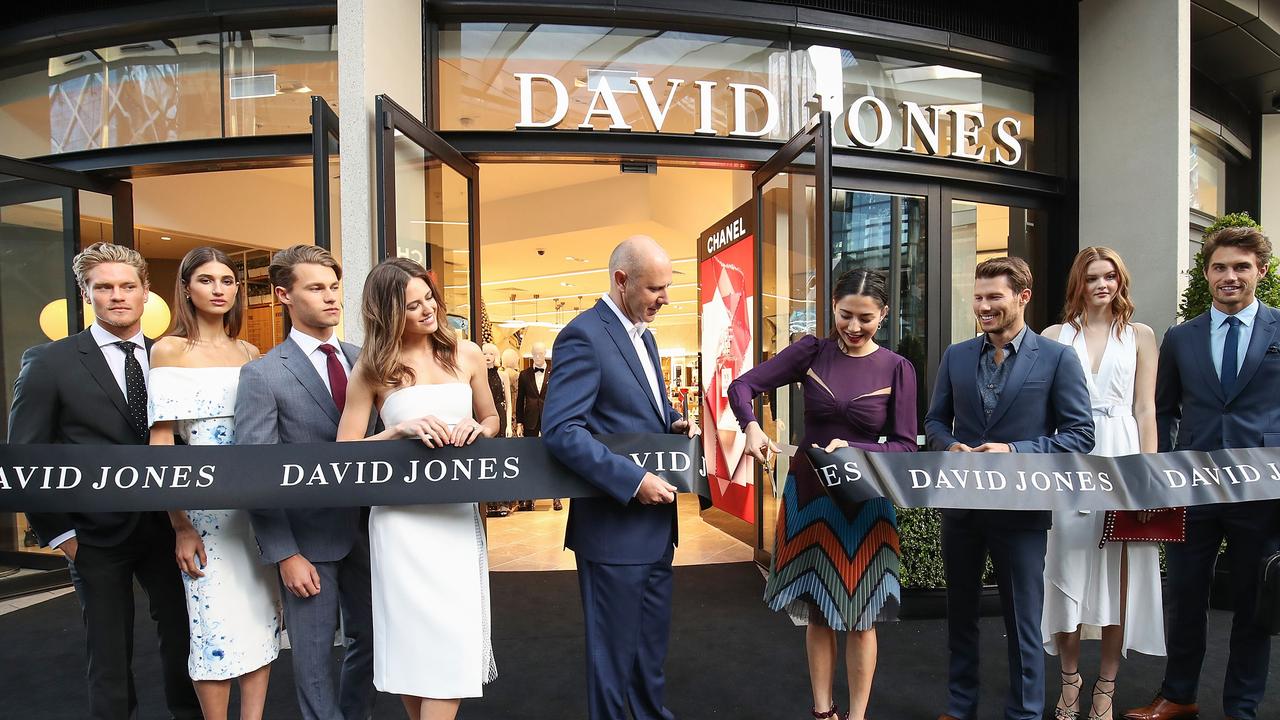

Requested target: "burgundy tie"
[{"left": 317, "top": 344, "right": 347, "bottom": 412}]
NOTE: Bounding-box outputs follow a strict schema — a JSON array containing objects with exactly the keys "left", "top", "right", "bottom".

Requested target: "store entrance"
[{"left": 473, "top": 161, "right": 758, "bottom": 571}]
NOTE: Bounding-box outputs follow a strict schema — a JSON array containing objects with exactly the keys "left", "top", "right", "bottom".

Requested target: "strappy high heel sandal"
[
  {"left": 1088, "top": 677, "right": 1116, "bottom": 720},
  {"left": 811, "top": 703, "right": 840, "bottom": 719},
  {"left": 1055, "top": 670, "right": 1083, "bottom": 720}
]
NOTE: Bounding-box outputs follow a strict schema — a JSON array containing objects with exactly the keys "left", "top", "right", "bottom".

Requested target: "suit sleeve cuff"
[{"left": 48, "top": 530, "right": 76, "bottom": 549}]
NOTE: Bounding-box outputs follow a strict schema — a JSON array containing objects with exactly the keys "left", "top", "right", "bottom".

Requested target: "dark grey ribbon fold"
[
  {"left": 0, "top": 434, "right": 707, "bottom": 513},
  {"left": 806, "top": 445, "right": 1280, "bottom": 514}
]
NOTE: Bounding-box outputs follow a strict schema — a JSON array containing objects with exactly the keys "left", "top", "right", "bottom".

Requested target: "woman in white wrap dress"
[{"left": 1041, "top": 247, "right": 1164, "bottom": 720}]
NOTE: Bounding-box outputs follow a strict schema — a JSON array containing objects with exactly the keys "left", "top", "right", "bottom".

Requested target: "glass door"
[
  {"left": 751, "top": 112, "right": 831, "bottom": 563},
  {"left": 945, "top": 195, "right": 1048, "bottom": 342},
  {"left": 311, "top": 95, "right": 339, "bottom": 253},
  {"left": 0, "top": 155, "right": 132, "bottom": 577},
  {"left": 375, "top": 95, "right": 479, "bottom": 339}
]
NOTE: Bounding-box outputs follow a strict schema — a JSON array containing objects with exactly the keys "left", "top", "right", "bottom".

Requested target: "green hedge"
[
  {"left": 896, "top": 506, "right": 994, "bottom": 589},
  {"left": 1179, "top": 212, "right": 1280, "bottom": 320}
]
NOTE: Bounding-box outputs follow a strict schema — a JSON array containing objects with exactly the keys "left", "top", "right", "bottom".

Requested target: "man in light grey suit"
[{"left": 235, "top": 245, "right": 376, "bottom": 720}]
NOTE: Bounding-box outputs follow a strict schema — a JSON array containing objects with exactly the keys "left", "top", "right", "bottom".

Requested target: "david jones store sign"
[{"left": 513, "top": 73, "right": 1024, "bottom": 166}]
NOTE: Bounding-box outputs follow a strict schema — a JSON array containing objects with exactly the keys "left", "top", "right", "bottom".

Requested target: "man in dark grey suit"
[
  {"left": 10, "top": 242, "right": 200, "bottom": 720},
  {"left": 235, "top": 245, "right": 375, "bottom": 720}
]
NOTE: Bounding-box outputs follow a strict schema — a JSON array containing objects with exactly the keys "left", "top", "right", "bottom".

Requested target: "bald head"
[
  {"left": 531, "top": 341, "right": 547, "bottom": 366},
  {"left": 609, "top": 235, "right": 669, "bottom": 277},
  {"left": 608, "top": 235, "right": 673, "bottom": 325}
]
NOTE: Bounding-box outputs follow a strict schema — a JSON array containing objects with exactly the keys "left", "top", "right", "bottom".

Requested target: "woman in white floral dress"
[{"left": 149, "top": 247, "right": 281, "bottom": 720}]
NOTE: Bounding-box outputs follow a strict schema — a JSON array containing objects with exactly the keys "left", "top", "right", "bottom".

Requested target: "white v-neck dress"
[{"left": 1041, "top": 323, "right": 1166, "bottom": 657}]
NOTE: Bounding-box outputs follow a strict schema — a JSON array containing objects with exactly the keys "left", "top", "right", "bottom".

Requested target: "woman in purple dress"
[{"left": 729, "top": 269, "right": 917, "bottom": 720}]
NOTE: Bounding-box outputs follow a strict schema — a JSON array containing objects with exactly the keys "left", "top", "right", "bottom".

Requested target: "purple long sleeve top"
[{"left": 726, "top": 335, "right": 918, "bottom": 506}]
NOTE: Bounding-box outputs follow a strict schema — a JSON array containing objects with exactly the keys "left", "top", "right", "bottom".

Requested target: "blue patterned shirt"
[{"left": 978, "top": 325, "right": 1028, "bottom": 419}]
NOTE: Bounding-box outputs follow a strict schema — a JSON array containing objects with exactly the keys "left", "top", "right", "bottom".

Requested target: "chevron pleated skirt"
[{"left": 764, "top": 475, "right": 902, "bottom": 631}]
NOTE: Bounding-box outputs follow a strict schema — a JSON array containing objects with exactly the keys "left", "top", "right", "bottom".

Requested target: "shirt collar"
[
  {"left": 289, "top": 327, "right": 341, "bottom": 356},
  {"left": 90, "top": 321, "right": 145, "bottom": 350},
  {"left": 602, "top": 294, "right": 645, "bottom": 337},
  {"left": 982, "top": 324, "right": 1028, "bottom": 355},
  {"left": 1210, "top": 299, "right": 1259, "bottom": 328}
]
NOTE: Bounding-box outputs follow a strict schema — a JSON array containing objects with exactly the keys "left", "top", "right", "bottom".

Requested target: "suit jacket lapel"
[
  {"left": 1228, "top": 304, "right": 1279, "bottom": 403},
  {"left": 959, "top": 338, "right": 985, "bottom": 428},
  {"left": 76, "top": 329, "right": 135, "bottom": 428},
  {"left": 596, "top": 300, "right": 663, "bottom": 420},
  {"left": 340, "top": 341, "right": 359, "bottom": 370},
  {"left": 279, "top": 337, "right": 341, "bottom": 424},
  {"left": 985, "top": 330, "right": 1040, "bottom": 429},
  {"left": 1187, "top": 313, "right": 1226, "bottom": 404}
]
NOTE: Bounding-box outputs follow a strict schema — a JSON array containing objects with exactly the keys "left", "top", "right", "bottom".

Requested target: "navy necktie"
[{"left": 1220, "top": 315, "right": 1242, "bottom": 397}]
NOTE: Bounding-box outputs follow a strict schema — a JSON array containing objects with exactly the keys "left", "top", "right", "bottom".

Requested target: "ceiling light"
[
  {"left": 160, "top": 235, "right": 172, "bottom": 241},
  {"left": 559, "top": 282, "right": 574, "bottom": 287}
]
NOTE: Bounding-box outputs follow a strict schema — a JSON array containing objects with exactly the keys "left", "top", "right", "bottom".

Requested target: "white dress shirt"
[
  {"left": 601, "top": 294, "right": 664, "bottom": 414},
  {"left": 533, "top": 364, "right": 547, "bottom": 392},
  {"left": 289, "top": 327, "right": 351, "bottom": 390},
  {"left": 52, "top": 324, "right": 152, "bottom": 549},
  {"left": 90, "top": 322, "right": 150, "bottom": 397}
]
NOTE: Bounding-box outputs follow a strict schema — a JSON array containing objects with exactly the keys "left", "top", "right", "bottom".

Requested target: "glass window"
[
  {"left": 949, "top": 200, "right": 1042, "bottom": 343},
  {"left": 225, "top": 26, "right": 338, "bottom": 137},
  {"left": 0, "top": 25, "right": 337, "bottom": 158},
  {"left": 437, "top": 23, "right": 790, "bottom": 139},
  {"left": 1189, "top": 134, "right": 1227, "bottom": 217},
  {"left": 831, "top": 189, "right": 927, "bottom": 426},
  {"left": 799, "top": 45, "right": 1036, "bottom": 169}
]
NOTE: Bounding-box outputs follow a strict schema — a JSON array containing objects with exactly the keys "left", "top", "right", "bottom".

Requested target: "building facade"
[{"left": 0, "top": 0, "right": 1273, "bottom": 582}]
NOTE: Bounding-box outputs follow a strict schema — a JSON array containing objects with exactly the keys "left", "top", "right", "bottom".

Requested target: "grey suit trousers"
[{"left": 282, "top": 528, "right": 376, "bottom": 720}]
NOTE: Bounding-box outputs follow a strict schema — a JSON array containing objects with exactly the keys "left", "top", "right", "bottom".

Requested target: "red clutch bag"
[{"left": 1099, "top": 508, "right": 1187, "bottom": 547}]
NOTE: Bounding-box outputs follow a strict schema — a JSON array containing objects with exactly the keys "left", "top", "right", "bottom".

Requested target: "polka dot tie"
[{"left": 115, "top": 340, "right": 148, "bottom": 441}]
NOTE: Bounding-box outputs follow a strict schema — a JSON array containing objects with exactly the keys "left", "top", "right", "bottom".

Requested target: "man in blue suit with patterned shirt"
[
  {"left": 542, "top": 235, "right": 699, "bottom": 720},
  {"left": 1125, "top": 226, "right": 1280, "bottom": 720},
  {"left": 925, "top": 256, "right": 1094, "bottom": 720}
]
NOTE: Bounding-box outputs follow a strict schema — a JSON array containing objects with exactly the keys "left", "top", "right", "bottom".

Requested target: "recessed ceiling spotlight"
[
  {"left": 564, "top": 255, "right": 590, "bottom": 263},
  {"left": 559, "top": 281, "right": 575, "bottom": 287},
  {"left": 160, "top": 235, "right": 172, "bottom": 241}
]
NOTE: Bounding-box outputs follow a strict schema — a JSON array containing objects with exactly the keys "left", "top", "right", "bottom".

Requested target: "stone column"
[
  {"left": 1079, "top": 0, "right": 1190, "bottom": 337},
  {"left": 337, "top": 0, "right": 423, "bottom": 342}
]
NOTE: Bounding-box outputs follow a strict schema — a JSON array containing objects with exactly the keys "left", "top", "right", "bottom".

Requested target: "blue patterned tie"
[{"left": 1220, "top": 315, "right": 1242, "bottom": 397}]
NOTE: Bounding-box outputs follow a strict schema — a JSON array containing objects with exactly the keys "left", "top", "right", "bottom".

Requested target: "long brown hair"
[
  {"left": 1062, "top": 246, "right": 1133, "bottom": 338},
  {"left": 361, "top": 257, "right": 458, "bottom": 388},
  {"left": 170, "top": 246, "right": 243, "bottom": 342}
]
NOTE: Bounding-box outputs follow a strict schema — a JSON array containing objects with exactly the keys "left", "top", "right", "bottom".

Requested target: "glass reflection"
[{"left": 830, "top": 189, "right": 927, "bottom": 426}]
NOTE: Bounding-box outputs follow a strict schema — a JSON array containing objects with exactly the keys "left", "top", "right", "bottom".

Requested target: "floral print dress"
[{"left": 148, "top": 366, "right": 281, "bottom": 680}]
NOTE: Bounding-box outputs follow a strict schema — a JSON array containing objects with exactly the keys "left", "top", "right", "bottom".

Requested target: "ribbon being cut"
[{"left": 3, "top": 435, "right": 1280, "bottom": 514}]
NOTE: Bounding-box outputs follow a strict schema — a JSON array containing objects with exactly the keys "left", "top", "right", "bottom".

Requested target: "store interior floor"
[{"left": 487, "top": 494, "right": 753, "bottom": 571}]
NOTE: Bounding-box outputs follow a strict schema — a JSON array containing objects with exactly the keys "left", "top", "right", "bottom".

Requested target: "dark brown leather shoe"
[{"left": 1121, "top": 695, "right": 1198, "bottom": 720}]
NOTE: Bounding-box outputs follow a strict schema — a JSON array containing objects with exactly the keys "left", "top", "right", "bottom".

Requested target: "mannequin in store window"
[
  {"left": 516, "top": 341, "right": 560, "bottom": 510},
  {"left": 482, "top": 342, "right": 512, "bottom": 517}
]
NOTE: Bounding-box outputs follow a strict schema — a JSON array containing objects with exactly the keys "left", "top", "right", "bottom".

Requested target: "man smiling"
[
  {"left": 1125, "top": 227, "right": 1280, "bottom": 720},
  {"left": 925, "top": 256, "right": 1094, "bottom": 720}
]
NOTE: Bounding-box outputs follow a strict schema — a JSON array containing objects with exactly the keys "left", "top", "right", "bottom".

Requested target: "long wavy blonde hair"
[
  {"left": 1062, "top": 246, "right": 1134, "bottom": 338},
  {"left": 360, "top": 257, "right": 458, "bottom": 388}
]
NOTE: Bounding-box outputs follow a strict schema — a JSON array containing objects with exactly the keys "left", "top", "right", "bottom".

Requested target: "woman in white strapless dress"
[
  {"left": 337, "top": 258, "right": 501, "bottom": 720},
  {"left": 149, "top": 247, "right": 281, "bottom": 720},
  {"left": 1041, "top": 247, "right": 1163, "bottom": 720}
]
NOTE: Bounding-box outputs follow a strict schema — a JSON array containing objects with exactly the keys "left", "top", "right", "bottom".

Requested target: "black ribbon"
[
  {"left": 0, "top": 434, "right": 706, "bottom": 513},
  {"left": 806, "top": 445, "right": 1280, "bottom": 514}
]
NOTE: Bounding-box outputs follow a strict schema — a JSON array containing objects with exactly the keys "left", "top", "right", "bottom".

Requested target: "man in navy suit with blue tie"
[
  {"left": 1125, "top": 227, "right": 1280, "bottom": 720},
  {"left": 543, "top": 235, "right": 700, "bottom": 720},
  {"left": 925, "top": 256, "right": 1094, "bottom": 720}
]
